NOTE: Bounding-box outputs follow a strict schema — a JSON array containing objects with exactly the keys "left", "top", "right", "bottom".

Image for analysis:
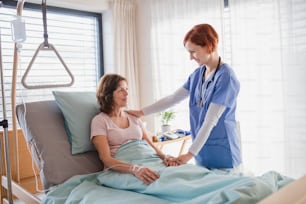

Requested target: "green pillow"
[{"left": 53, "top": 91, "right": 100, "bottom": 154}]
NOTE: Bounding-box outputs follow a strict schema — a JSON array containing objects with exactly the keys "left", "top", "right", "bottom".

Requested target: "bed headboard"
[{"left": 16, "top": 100, "right": 103, "bottom": 190}]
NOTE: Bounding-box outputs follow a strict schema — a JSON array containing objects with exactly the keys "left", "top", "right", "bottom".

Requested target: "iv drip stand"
[{"left": 0, "top": 26, "right": 14, "bottom": 203}]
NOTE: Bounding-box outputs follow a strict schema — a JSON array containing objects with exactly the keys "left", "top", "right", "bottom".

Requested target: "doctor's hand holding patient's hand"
[
  {"left": 125, "top": 109, "right": 144, "bottom": 118},
  {"left": 164, "top": 155, "right": 179, "bottom": 166},
  {"left": 176, "top": 152, "right": 194, "bottom": 165}
]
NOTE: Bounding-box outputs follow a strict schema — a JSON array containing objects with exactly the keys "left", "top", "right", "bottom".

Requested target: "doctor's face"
[
  {"left": 185, "top": 41, "right": 211, "bottom": 66},
  {"left": 113, "top": 80, "right": 128, "bottom": 108}
]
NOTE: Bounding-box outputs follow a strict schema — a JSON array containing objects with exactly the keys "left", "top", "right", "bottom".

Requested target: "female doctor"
[{"left": 127, "top": 23, "right": 241, "bottom": 169}]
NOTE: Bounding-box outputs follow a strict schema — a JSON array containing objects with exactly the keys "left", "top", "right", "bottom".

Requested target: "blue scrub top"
[{"left": 183, "top": 63, "right": 241, "bottom": 169}]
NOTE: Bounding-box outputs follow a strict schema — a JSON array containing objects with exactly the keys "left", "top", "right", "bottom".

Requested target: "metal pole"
[{"left": 0, "top": 23, "right": 14, "bottom": 204}]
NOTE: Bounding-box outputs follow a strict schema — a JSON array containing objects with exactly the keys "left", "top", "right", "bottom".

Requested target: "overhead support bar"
[
  {"left": 21, "top": 0, "right": 74, "bottom": 89},
  {"left": 21, "top": 43, "right": 75, "bottom": 89}
]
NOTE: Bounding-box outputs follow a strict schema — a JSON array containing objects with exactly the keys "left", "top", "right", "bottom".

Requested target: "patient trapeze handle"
[
  {"left": 21, "top": 0, "right": 74, "bottom": 89},
  {"left": 21, "top": 42, "right": 75, "bottom": 89}
]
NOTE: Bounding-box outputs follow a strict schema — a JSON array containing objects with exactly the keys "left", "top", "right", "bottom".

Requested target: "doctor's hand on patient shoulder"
[
  {"left": 131, "top": 165, "right": 160, "bottom": 185},
  {"left": 125, "top": 109, "right": 144, "bottom": 118}
]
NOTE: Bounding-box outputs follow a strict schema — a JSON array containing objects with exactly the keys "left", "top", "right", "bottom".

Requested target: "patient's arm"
[
  {"left": 92, "top": 135, "right": 159, "bottom": 185},
  {"left": 142, "top": 129, "right": 166, "bottom": 159},
  {"left": 142, "top": 129, "right": 179, "bottom": 166}
]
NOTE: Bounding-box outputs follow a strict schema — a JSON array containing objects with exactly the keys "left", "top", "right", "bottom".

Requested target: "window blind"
[{"left": 0, "top": 2, "right": 102, "bottom": 129}]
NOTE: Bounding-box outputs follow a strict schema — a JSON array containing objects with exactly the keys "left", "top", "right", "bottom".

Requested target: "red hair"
[{"left": 183, "top": 24, "right": 219, "bottom": 53}]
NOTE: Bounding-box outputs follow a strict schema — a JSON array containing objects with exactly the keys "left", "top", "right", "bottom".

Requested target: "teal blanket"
[{"left": 42, "top": 140, "right": 293, "bottom": 204}]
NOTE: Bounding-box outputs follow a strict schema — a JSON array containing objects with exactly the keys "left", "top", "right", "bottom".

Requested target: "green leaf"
[{"left": 160, "top": 110, "right": 175, "bottom": 125}]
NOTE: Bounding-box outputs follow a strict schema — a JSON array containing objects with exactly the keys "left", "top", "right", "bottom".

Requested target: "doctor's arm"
[
  {"left": 176, "top": 103, "right": 226, "bottom": 164},
  {"left": 126, "top": 87, "right": 189, "bottom": 117}
]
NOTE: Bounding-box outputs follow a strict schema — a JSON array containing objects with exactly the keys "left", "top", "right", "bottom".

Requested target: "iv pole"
[
  {"left": 11, "top": 0, "right": 25, "bottom": 186},
  {"left": 0, "top": 0, "right": 25, "bottom": 203},
  {"left": 1, "top": 10, "right": 39, "bottom": 201},
  {"left": 1, "top": 0, "right": 72, "bottom": 202},
  {"left": 0, "top": 20, "right": 14, "bottom": 204}
]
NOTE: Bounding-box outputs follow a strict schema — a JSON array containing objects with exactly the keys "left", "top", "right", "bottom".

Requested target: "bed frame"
[
  {"left": 259, "top": 174, "right": 306, "bottom": 204},
  {"left": 1, "top": 176, "right": 40, "bottom": 204},
  {"left": 1, "top": 100, "right": 104, "bottom": 203}
]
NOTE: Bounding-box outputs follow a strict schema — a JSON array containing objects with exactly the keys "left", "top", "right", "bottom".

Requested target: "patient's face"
[{"left": 113, "top": 80, "right": 128, "bottom": 108}]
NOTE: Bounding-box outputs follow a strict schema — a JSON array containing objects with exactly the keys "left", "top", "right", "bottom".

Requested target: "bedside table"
[{"left": 153, "top": 135, "right": 191, "bottom": 156}]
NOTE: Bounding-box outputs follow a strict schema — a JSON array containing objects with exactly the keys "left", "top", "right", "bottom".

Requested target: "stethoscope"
[{"left": 197, "top": 56, "right": 221, "bottom": 107}]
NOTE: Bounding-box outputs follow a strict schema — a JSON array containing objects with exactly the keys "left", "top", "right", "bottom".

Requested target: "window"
[{"left": 0, "top": 1, "right": 102, "bottom": 129}]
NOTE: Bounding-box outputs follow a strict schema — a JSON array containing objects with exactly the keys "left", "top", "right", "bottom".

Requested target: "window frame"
[
  {"left": 1, "top": 0, "right": 104, "bottom": 76},
  {"left": 0, "top": 0, "right": 104, "bottom": 129}
]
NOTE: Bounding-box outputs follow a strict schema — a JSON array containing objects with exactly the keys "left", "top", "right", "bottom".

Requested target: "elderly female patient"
[{"left": 91, "top": 73, "right": 175, "bottom": 185}]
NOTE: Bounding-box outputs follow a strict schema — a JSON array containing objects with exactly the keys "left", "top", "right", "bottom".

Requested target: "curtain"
[
  {"left": 137, "top": 0, "right": 224, "bottom": 132},
  {"left": 229, "top": 0, "right": 306, "bottom": 179},
  {"left": 110, "top": 0, "right": 140, "bottom": 109}
]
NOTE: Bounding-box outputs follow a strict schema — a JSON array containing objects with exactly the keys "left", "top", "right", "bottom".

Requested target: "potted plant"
[{"left": 160, "top": 110, "right": 175, "bottom": 132}]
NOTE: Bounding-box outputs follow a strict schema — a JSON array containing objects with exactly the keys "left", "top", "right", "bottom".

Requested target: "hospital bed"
[
  {"left": 1, "top": 0, "right": 305, "bottom": 202},
  {"left": 9, "top": 98, "right": 304, "bottom": 204}
]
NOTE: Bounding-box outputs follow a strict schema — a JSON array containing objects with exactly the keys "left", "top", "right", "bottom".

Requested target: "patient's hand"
[
  {"left": 125, "top": 109, "right": 144, "bottom": 118},
  {"left": 131, "top": 165, "right": 159, "bottom": 185}
]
